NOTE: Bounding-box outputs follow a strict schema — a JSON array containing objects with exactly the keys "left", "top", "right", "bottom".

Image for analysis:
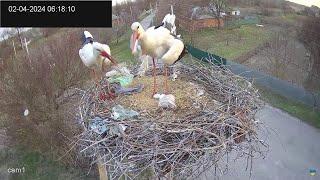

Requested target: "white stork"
[
  {"left": 79, "top": 31, "right": 117, "bottom": 83},
  {"left": 130, "top": 22, "right": 187, "bottom": 95},
  {"left": 162, "top": 13, "right": 176, "bottom": 35}
]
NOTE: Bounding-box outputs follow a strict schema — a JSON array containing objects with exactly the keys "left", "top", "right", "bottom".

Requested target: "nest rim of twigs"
[{"left": 75, "top": 59, "right": 267, "bottom": 180}]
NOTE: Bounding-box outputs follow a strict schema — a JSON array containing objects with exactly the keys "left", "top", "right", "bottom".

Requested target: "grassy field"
[
  {"left": 258, "top": 86, "right": 320, "bottom": 128},
  {"left": 182, "top": 25, "right": 272, "bottom": 60},
  {"left": 109, "top": 30, "right": 136, "bottom": 65},
  {"left": 0, "top": 147, "right": 95, "bottom": 180}
]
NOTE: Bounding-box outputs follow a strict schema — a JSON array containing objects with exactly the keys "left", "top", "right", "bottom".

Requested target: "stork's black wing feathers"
[{"left": 154, "top": 22, "right": 164, "bottom": 29}]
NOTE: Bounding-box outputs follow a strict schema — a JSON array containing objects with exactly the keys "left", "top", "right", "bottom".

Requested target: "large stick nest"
[{"left": 75, "top": 60, "right": 266, "bottom": 179}]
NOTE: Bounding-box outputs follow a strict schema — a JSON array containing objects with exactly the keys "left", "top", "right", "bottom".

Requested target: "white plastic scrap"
[
  {"left": 105, "top": 69, "right": 119, "bottom": 77},
  {"left": 138, "top": 55, "right": 151, "bottom": 76},
  {"left": 171, "top": 72, "right": 178, "bottom": 81},
  {"left": 196, "top": 89, "right": 205, "bottom": 97},
  {"left": 23, "top": 108, "right": 29, "bottom": 117},
  {"left": 154, "top": 94, "right": 176, "bottom": 109},
  {"left": 105, "top": 66, "right": 131, "bottom": 77},
  {"left": 111, "top": 105, "right": 139, "bottom": 121},
  {"left": 109, "top": 124, "right": 127, "bottom": 136}
]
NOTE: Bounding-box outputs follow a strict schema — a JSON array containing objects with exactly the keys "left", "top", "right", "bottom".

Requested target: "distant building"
[
  {"left": 156, "top": 0, "right": 226, "bottom": 31},
  {"left": 231, "top": 9, "right": 240, "bottom": 16},
  {"left": 191, "top": 5, "right": 227, "bottom": 19},
  {"left": 182, "top": 5, "right": 225, "bottom": 31}
]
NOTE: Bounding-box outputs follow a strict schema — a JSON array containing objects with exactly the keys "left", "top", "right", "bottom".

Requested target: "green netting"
[{"left": 186, "top": 44, "right": 227, "bottom": 66}]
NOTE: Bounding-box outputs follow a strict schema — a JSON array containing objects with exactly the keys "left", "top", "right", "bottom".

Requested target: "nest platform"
[{"left": 75, "top": 61, "right": 266, "bottom": 179}]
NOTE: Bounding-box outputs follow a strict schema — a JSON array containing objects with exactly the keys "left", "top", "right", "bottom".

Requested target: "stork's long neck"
[
  {"left": 138, "top": 27, "right": 145, "bottom": 40},
  {"left": 137, "top": 28, "right": 147, "bottom": 48}
]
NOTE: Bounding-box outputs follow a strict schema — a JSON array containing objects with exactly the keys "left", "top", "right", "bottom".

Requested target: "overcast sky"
[
  {"left": 112, "top": 0, "right": 320, "bottom": 7},
  {"left": 287, "top": 0, "right": 320, "bottom": 7}
]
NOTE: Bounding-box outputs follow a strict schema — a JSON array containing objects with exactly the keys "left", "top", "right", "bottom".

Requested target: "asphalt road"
[{"left": 200, "top": 105, "right": 320, "bottom": 180}]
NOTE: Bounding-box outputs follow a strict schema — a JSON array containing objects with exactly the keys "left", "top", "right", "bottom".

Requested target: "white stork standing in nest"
[
  {"left": 79, "top": 31, "right": 118, "bottom": 83},
  {"left": 161, "top": 5, "right": 177, "bottom": 36},
  {"left": 130, "top": 22, "right": 187, "bottom": 95}
]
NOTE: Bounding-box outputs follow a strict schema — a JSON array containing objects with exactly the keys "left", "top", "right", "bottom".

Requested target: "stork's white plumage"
[
  {"left": 130, "top": 22, "right": 186, "bottom": 95},
  {"left": 79, "top": 42, "right": 112, "bottom": 69},
  {"left": 162, "top": 13, "right": 177, "bottom": 35},
  {"left": 79, "top": 31, "right": 117, "bottom": 82}
]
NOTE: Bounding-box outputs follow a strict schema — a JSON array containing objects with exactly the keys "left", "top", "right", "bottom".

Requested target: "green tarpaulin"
[{"left": 186, "top": 44, "right": 227, "bottom": 66}]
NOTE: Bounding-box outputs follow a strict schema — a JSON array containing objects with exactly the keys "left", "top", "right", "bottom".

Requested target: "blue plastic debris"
[
  {"left": 111, "top": 105, "right": 139, "bottom": 121},
  {"left": 113, "top": 83, "right": 144, "bottom": 95},
  {"left": 89, "top": 116, "right": 108, "bottom": 135}
]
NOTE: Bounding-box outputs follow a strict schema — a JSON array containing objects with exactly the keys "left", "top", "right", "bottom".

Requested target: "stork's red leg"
[
  {"left": 152, "top": 58, "right": 157, "bottom": 96},
  {"left": 91, "top": 69, "right": 97, "bottom": 84},
  {"left": 91, "top": 69, "right": 101, "bottom": 89},
  {"left": 164, "top": 64, "right": 168, "bottom": 94}
]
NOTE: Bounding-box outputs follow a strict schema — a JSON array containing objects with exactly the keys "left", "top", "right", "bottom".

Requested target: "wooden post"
[{"left": 97, "top": 154, "right": 108, "bottom": 180}]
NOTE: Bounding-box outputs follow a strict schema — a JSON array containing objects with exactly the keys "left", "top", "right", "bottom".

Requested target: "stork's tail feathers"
[{"left": 173, "top": 45, "right": 188, "bottom": 65}]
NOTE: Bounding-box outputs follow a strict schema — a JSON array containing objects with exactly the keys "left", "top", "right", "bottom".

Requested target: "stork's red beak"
[
  {"left": 130, "top": 32, "right": 139, "bottom": 55},
  {"left": 100, "top": 51, "right": 118, "bottom": 65}
]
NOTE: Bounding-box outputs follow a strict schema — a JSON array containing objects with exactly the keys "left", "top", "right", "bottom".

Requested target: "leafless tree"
[
  {"left": 0, "top": 29, "right": 88, "bottom": 166},
  {"left": 209, "top": 0, "right": 227, "bottom": 29},
  {"left": 299, "top": 17, "right": 320, "bottom": 91},
  {"left": 261, "top": 32, "right": 289, "bottom": 79},
  {"left": 16, "top": 28, "right": 24, "bottom": 49},
  {"left": 41, "top": 28, "right": 60, "bottom": 37}
]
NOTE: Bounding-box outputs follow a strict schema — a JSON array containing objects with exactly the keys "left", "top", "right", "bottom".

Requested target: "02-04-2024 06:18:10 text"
[{"left": 7, "top": 5, "right": 76, "bottom": 13}]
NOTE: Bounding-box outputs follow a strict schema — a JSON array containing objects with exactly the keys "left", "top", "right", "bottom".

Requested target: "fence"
[
  {"left": 186, "top": 45, "right": 226, "bottom": 66},
  {"left": 186, "top": 44, "right": 320, "bottom": 109}
]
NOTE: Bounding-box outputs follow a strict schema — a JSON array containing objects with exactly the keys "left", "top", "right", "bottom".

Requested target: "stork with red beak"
[
  {"left": 79, "top": 31, "right": 118, "bottom": 83},
  {"left": 130, "top": 22, "right": 187, "bottom": 95}
]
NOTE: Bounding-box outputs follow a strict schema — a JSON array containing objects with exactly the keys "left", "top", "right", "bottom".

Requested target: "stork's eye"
[{"left": 137, "top": 26, "right": 139, "bottom": 29}]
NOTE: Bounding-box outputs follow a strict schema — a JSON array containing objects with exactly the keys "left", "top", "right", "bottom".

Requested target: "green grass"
[
  {"left": 0, "top": 147, "right": 95, "bottom": 180},
  {"left": 281, "top": 14, "right": 299, "bottom": 23},
  {"left": 258, "top": 86, "right": 320, "bottom": 128},
  {"left": 182, "top": 25, "right": 272, "bottom": 60},
  {"left": 109, "top": 30, "right": 136, "bottom": 65}
]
